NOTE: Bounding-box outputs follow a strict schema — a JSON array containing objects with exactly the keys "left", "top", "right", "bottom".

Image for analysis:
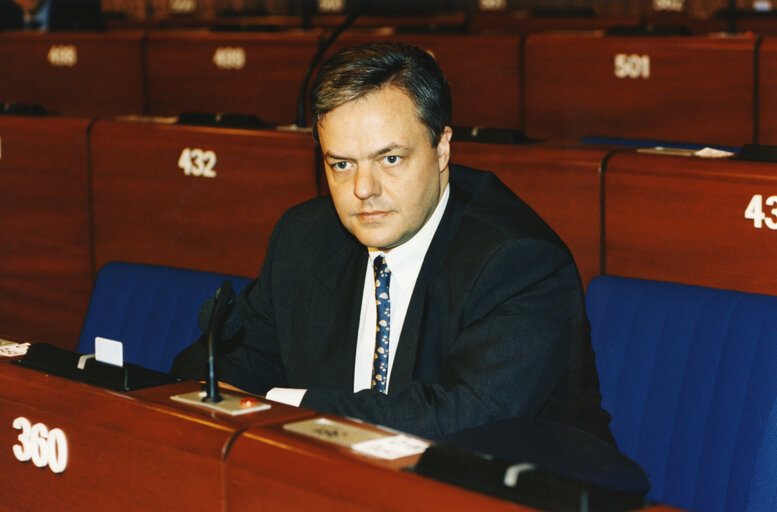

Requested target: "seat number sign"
[
  {"left": 12, "top": 417, "right": 68, "bottom": 473},
  {"left": 179, "top": 148, "right": 217, "bottom": 178},
  {"left": 745, "top": 194, "right": 777, "bottom": 230}
]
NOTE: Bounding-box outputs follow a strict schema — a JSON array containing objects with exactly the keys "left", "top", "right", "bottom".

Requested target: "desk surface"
[{"left": 0, "top": 354, "right": 684, "bottom": 512}]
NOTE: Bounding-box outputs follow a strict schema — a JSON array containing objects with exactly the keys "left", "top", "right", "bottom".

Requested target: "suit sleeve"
[
  {"left": 170, "top": 219, "right": 288, "bottom": 393},
  {"left": 300, "top": 238, "right": 590, "bottom": 440}
]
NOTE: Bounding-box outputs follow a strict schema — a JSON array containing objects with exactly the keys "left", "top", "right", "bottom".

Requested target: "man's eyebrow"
[
  {"left": 323, "top": 151, "right": 352, "bottom": 161},
  {"left": 369, "top": 143, "right": 407, "bottom": 159},
  {"left": 324, "top": 143, "right": 409, "bottom": 162}
]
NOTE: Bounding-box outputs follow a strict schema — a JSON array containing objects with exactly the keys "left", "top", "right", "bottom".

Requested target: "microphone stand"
[
  {"left": 203, "top": 280, "right": 233, "bottom": 403},
  {"left": 295, "top": 0, "right": 371, "bottom": 128},
  {"left": 170, "top": 280, "right": 271, "bottom": 415}
]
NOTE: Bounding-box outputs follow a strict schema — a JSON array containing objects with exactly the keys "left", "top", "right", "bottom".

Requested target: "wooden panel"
[
  {"left": 452, "top": 142, "right": 606, "bottom": 288},
  {"left": 0, "top": 31, "right": 144, "bottom": 117},
  {"left": 0, "top": 359, "right": 312, "bottom": 512},
  {"left": 758, "top": 37, "right": 777, "bottom": 144},
  {"left": 469, "top": 14, "right": 639, "bottom": 34},
  {"left": 228, "top": 415, "right": 688, "bottom": 511},
  {"left": 145, "top": 31, "right": 321, "bottom": 124},
  {"left": 524, "top": 33, "right": 756, "bottom": 146},
  {"left": 329, "top": 33, "right": 522, "bottom": 130},
  {"left": 0, "top": 116, "right": 92, "bottom": 350},
  {"left": 227, "top": 417, "right": 530, "bottom": 511},
  {"left": 90, "top": 120, "right": 318, "bottom": 277},
  {"left": 604, "top": 150, "right": 777, "bottom": 295}
]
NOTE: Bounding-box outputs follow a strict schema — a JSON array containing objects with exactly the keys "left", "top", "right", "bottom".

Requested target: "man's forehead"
[{"left": 317, "top": 89, "right": 425, "bottom": 155}]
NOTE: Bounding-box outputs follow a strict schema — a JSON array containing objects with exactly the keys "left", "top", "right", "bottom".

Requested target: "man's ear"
[{"left": 437, "top": 126, "right": 453, "bottom": 171}]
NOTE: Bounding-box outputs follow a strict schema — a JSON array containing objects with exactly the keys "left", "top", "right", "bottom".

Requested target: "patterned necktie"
[{"left": 372, "top": 255, "right": 391, "bottom": 393}]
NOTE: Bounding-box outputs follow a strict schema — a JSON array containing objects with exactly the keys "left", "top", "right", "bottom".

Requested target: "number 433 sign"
[{"left": 744, "top": 195, "right": 777, "bottom": 230}]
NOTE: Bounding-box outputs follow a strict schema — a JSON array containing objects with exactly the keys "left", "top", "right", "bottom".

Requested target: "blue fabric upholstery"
[
  {"left": 77, "top": 262, "right": 251, "bottom": 374},
  {"left": 586, "top": 275, "right": 777, "bottom": 512}
]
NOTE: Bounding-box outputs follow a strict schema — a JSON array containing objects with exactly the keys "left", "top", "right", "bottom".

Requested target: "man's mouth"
[{"left": 357, "top": 210, "right": 390, "bottom": 222}]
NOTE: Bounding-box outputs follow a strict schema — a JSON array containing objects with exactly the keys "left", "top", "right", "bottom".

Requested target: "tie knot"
[
  {"left": 373, "top": 254, "right": 391, "bottom": 297},
  {"left": 373, "top": 255, "right": 389, "bottom": 278}
]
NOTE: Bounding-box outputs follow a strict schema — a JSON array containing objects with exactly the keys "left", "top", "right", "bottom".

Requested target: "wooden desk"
[
  {"left": 0, "top": 358, "right": 312, "bottom": 512},
  {"left": 0, "top": 31, "right": 145, "bottom": 117},
  {"left": 452, "top": 142, "right": 607, "bottom": 288},
  {"left": 89, "top": 120, "right": 318, "bottom": 278},
  {"left": 329, "top": 33, "right": 522, "bottom": 130},
  {"left": 758, "top": 37, "right": 777, "bottom": 144},
  {"left": 0, "top": 116, "right": 92, "bottom": 350},
  {"left": 227, "top": 418, "right": 531, "bottom": 511},
  {"left": 144, "top": 31, "right": 321, "bottom": 124},
  {"left": 1, "top": 355, "right": 686, "bottom": 512},
  {"left": 603, "top": 150, "right": 777, "bottom": 295},
  {"left": 524, "top": 33, "right": 756, "bottom": 146}
]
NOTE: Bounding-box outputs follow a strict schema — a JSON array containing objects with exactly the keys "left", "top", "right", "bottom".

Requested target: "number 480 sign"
[{"left": 745, "top": 195, "right": 777, "bottom": 230}]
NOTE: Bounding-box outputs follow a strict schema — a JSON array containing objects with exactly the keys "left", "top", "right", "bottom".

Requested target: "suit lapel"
[
  {"left": 292, "top": 226, "right": 366, "bottom": 389},
  {"left": 390, "top": 179, "right": 470, "bottom": 388}
]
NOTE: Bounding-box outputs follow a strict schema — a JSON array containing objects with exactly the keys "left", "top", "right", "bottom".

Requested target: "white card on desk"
[
  {"left": 351, "top": 434, "right": 429, "bottom": 460},
  {"left": 95, "top": 337, "right": 123, "bottom": 367}
]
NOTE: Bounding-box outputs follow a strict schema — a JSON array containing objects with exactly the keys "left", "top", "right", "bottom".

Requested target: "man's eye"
[
  {"left": 332, "top": 161, "right": 349, "bottom": 171},
  {"left": 384, "top": 155, "right": 400, "bottom": 165}
]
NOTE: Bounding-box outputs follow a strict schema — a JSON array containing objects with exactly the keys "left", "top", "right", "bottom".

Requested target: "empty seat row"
[{"left": 3, "top": 30, "right": 777, "bottom": 146}]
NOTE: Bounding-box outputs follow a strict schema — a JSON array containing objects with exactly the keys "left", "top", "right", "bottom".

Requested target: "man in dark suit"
[{"left": 173, "top": 42, "right": 614, "bottom": 444}]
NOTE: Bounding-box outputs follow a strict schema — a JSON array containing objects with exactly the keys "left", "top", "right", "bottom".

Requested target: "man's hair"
[{"left": 310, "top": 41, "right": 452, "bottom": 146}]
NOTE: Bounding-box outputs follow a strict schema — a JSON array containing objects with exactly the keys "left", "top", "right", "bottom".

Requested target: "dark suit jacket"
[{"left": 173, "top": 165, "right": 614, "bottom": 443}]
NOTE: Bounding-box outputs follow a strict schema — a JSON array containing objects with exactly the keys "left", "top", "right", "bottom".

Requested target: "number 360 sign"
[{"left": 12, "top": 417, "right": 68, "bottom": 473}]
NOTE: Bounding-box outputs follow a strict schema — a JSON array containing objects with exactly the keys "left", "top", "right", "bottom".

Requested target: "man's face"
[{"left": 317, "top": 86, "right": 452, "bottom": 251}]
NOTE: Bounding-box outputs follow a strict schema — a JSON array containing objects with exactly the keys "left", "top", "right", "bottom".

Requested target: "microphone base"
[{"left": 170, "top": 390, "right": 271, "bottom": 416}]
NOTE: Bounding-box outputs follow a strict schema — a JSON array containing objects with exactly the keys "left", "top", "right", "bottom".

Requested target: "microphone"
[
  {"left": 295, "top": 0, "right": 371, "bottom": 128},
  {"left": 197, "top": 290, "right": 243, "bottom": 341},
  {"left": 203, "top": 280, "right": 234, "bottom": 403}
]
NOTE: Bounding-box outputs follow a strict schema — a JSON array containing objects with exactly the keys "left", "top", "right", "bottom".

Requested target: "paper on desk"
[
  {"left": 0, "top": 342, "right": 30, "bottom": 358},
  {"left": 351, "top": 434, "right": 430, "bottom": 460},
  {"left": 694, "top": 147, "right": 736, "bottom": 158}
]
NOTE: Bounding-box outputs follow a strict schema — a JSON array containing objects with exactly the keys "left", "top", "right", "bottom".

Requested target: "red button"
[{"left": 240, "top": 397, "right": 259, "bottom": 409}]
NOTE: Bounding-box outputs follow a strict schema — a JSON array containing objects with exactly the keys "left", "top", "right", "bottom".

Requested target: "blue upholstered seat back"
[
  {"left": 586, "top": 275, "right": 777, "bottom": 512},
  {"left": 77, "top": 261, "right": 252, "bottom": 374}
]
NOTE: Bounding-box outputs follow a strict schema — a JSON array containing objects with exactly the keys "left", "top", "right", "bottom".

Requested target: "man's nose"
[{"left": 353, "top": 165, "right": 381, "bottom": 200}]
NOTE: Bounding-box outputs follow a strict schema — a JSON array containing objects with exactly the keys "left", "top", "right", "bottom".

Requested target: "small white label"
[
  {"left": 95, "top": 336, "right": 123, "bottom": 367},
  {"left": 0, "top": 342, "right": 30, "bottom": 358},
  {"left": 351, "top": 434, "right": 429, "bottom": 460},
  {"left": 318, "top": 0, "right": 345, "bottom": 12},
  {"left": 479, "top": 0, "right": 507, "bottom": 10},
  {"left": 169, "top": 0, "right": 197, "bottom": 14}
]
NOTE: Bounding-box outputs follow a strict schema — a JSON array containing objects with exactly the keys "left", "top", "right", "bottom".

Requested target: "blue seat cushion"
[
  {"left": 586, "top": 276, "right": 777, "bottom": 512},
  {"left": 77, "top": 261, "right": 251, "bottom": 374}
]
